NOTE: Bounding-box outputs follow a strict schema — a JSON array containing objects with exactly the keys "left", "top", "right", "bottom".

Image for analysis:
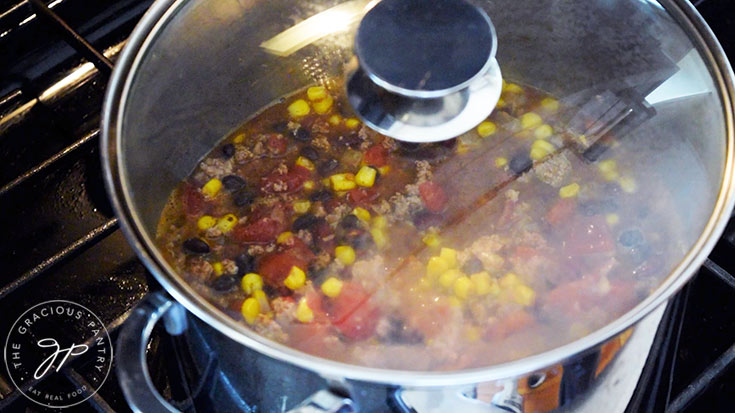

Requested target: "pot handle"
[{"left": 116, "top": 291, "right": 188, "bottom": 413}]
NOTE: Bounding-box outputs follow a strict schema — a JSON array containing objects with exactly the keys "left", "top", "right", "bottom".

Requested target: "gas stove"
[{"left": 0, "top": 0, "right": 734, "bottom": 411}]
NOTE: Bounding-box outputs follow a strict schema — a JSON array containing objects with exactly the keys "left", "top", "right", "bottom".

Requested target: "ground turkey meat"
[
  {"left": 187, "top": 257, "right": 213, "bottom": 282},
  {"left": 534, "top": 151, "right": 572, "bottom": 187},
  {"left": 199, "top": 157, "right": 234, "bottom": 180}
]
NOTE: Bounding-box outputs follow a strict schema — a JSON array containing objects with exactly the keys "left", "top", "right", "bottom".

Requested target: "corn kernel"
[
  {"left": 233, "top": 133, "right": 246, "bottom": 144},
  {"left": 328, "top": 114, "right": 342, "bottom": 126},
  {"left": 606, "top": 213, "right": 620, "bottom": 226},
  {"left": 496, "top": 97, "right": 506, "bottom": 108},
  {"left": 241, "top": 297, "right": 260, "bottom": 324},
  {"left": 597, "top": 159, "right": 618, "bottom": 181},
  {"left": 513, "top": 284, "right": 536, "bottom": 306},
  {"left": 427, "top": 256, "right": 450, "bottom": 278},
  {"left": 494, "top": 157, "right": 508, "bottom": 168},
  {"left": 422, "top": 232, "right": 441, "bottom": 247},
  {"left": 471, "top": 272, "right": 493, "bottom": 296},
  {"left": 453, "top": 276, "right": 473, "bottom": 299},
  {"left": 372, "top": 215, "right": 387, "bottom": 229},
  {"left": 353, "top": 207, "right": 371, "bottom": 222},
  {"left": 241, "top": 272, "right": 263, "bottom": 294},
  {"left": 355, "top": 166, "right": 377, "bottom": 187},
  {"left": 541, "top": 97, "right": 559, "bottom": 112},
  {"left": 277, "top": 231, "right": 293, "bottom": 244},
  {"left": 439, "top": 269, "right": 464, "bottom": 288},
  {"left": 602, "top": 169, "right": 620, "bottom": 181},
  {"left": 296, "top": 298, "right": 314, "bottom": 323},
  {"left": 504, "top": 83, "right": 523, "bottom": 93},
  {"left": 439, "top": 248, "right": 458, "bottom": 269},
  {"left": 197, "top": 215, "right": 216, "bottom": 230},
  {"left": 534, "top": 124, "right": 553, "bottom": 139},
  {"left": 345, "top": 118, "right": 361, "bottom": 129},
  {"left": 520, "top": 112, "right": 543, "bottom": 130},
  {"left": 529, "top": 139, "right": 555, "bottom": 160},
  {"left": 303, "top": 180, "right": 315, "bottom": 190},
  {"left": 330, "top": 173, "right": 356, "bottom": 191},
  {"left": 295, "top": 156, "right": 315, "bottom": 171},
  {"left": 216, "top": 214, "right": 238, "bottom": 233},
  {"left": 370, "top": 227, "right": 388, "bottom": 249},
  {"left": 313, "top": 95, "right": 334, "bottom": 114},
  {"left": 477, "top": 121, "right": 497, "bottom": 138},
  {"left": 448, "top": 296, "right": 462, "bottom": 308},
  {"left": 212, "top": 262, "right": 223, "bottom": 276},
  {"left": 500, "top": 273, "right": 521, "bottom": 288},
  {"left": 618, "top": 176, "right": 637, "bottom": 193},
  {"left": 335, "top": 245, "right": 356, "bottom": 266},
  {"left": 288, "top": 99, "right": 310, "bottom": 118},
  {"left": 307, "top": 86, "right": 328, "bottom": 101},
  {"left": 202, "top": 178, "right": 222, "bottom": 198},
  {"left": 559, "top": 182, "right": 580, "bottom": 198},
  {"left": 321, "top": 277, "right": 344, "bottom": 298},
  {"left": 529, "top": 147, "right": 547, "bottom": 161},
  {"left": 456, "top": 143, "right": 470, "bottom": 155},
  {"left": 284, "top": 266, "right": 306, "bottom": 290},
  {"left": 293, "top": 200, "right": 311, "bottom": 214},
  {"left": 252, "top": 289, "right": 270, "bottom": 313},
  {"left": 321, "top": 178, "right": 330, "bottom": 186}
]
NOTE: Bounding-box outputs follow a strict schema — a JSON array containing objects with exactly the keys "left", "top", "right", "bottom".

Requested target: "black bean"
[
  {"left": 235, "top": 253, "right": 256, "bottom": 275},
  {"left": 462, "top": 256, "right": 484, "bottom": 274},
  {"left": 398, "top": 141, "right": 421, "bottom": 152},
  {"left": 233, "top": 188, "right": 255, "bottom": 207},
  {"left": 339, "top": 214, "right": 361, "bottom": 230},
  {"left": 182, "top": 238, "right": 210, "bottom": 254},
  {"left": 309, "top": 190, "right": 333, "bottom": 202},
  {"left": 222, "top": 175, "right": 247, "bottom": 192},
  {"left": 293, "top": 128, "right": 311, "bottom": 142},
  {"left": 440, "top": 138, "right": 458, "bottom": 149},
  {"left": 386, "top": 317, "right": 424, "bottom": 344},
  {"left": 300, "top": 146, "right": 320, "bottom": 161},
  {"left": 509, "top": 152, "right": 532, "bottom": 175},
  {"left": 338, "top": 132, "right": 362, "bottom": 148},
  {"left": 412, "top": 211, "right": 444, "bottom": 230},
  {"left": 211, "top": 275, "right": 239, "bottom": 293},
  {"left": 292, "top": 214, "right": 320, "bottom": 231},
  {"left": 350, "top": 231, "right": 375, "bottom": 250},
  {"left": 618, "top": 228, "right": 645, "bottom": 248},
  {"left": 317, "top": 158, "right": 340, "bottom": 175},
  {"left": 221, "top": 143, "right": 235, "bottom": 158}
]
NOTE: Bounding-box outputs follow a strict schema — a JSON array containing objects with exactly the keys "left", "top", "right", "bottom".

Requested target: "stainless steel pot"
[{"left": 102, "top": 0, "right": 735, "bottom": 411}]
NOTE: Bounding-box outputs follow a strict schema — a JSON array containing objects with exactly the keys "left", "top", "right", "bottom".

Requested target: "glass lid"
[{"left": 114, "top": 0, "right": 731, "bottom": 372}]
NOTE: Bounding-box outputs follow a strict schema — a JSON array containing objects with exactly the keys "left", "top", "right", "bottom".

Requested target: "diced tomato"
[
  {"left": 564, "top": 216, "right": 615, "bottom": 255},
  {"left": 260, "top": 166, "right": 310, "bottom": 194},
  {"left": 513, "top": 245, "right": 538, "bottom": 260},
  {"left": 363, "top": 145, "right": 388, "bottom": 167},
  {"left": 258, "top": 250, "right": 309, "bottom": 286},
  {"left": 284, "top": 237, "right": 316, "bottom": 264},
  {"left": 347, "top": 187, "right": 379, "bottom": 207},
  {"left": 181, "top": 184, "right": 206, "bottom": 216},
  {"left": 485, "top": 310, "right": 535, "bottom": 340},
  {"left": 418, "top": 181, "right": 447, "bottom": 213},
  {"left": 305, "top": 289, "right": 329, "bottom": 323},
  {"left": 327, "top": 282, "right": 379, "bottom": 340},
  {"left": 232, "top": 217, "right": 283, "bottom": 244},
  {"left": 313, "top": 220, "right": 336, "bottom": 251},
  {"left": 545, "top": 198, "right": 577, "bottom": 226},
  {"left": 541, "top": 277, "right": 600, "bottom": 317},
  {"left": 266, "top": 133, "right": 287, "bottom": 155}
]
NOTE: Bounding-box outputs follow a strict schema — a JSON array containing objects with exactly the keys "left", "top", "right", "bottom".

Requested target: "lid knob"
[{"left": 347, "top": 0, "right": 503, "bottom": 142}]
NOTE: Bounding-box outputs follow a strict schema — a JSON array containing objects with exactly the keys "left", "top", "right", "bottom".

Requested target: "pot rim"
[{"left": 101, "top": 0, "right": 735, "bottom": 386}]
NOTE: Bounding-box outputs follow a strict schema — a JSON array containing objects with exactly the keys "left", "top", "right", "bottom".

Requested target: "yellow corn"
[
  {"left": 293, "top": 200, "right": 311, "bottom": 214},
  {"left": 559, "top": 182, "right": 580, "bottom": 198},
  {"left": 427, "top": 256, "right": 450, "bottom": 278},
  {"left": 335, "top": 245, "right": 356, "bottom": 266},
  {"left": 197, "top": 215, "right": 216, "bottom": 230},
  {"left": 378, "top": 165, "right": 391, "bottom": 175},
  {"left": 353, "top": 207, "right": 371, "bottom": 222},
  {"left": 202, "top": 178, "right": 222, "bottom": 198},
  {"left": 355, "top": 166, "right": 377, "bottom": 187},
  {"left": 372, "top": 215, "right": 387, "bottom": 229},
  {"left": 328, "top": 114, "right": 342, "bottom": 126},
  {"left": 241, "top": 273, "right": 263, "bottom": 294},
  {"left": 233, "top": 133, "right": 246, "bottom": 144},
  {"left": 534, "top": 124, "right": 553, "bottom": 139},
  {"left": 606, "top": 213, "right": 620, "bottom": 226},
  {"left": 296, "top": 298, "right": 314, "bottom": 323},
  {"left": 541, "top": 97, "right": 559, "bottom": 112},
  {"left": 470, "top": 272, "right": 495, "bottom": 296},
  {"left": 216, "top": 214, "right": 238, "bottom": 233},
  {"left": 453, "top": 276, "right": 473, "bottom": 299},
  {"left": 277, "top": 232, "right": 293, "bottom": 244},
  {"left": 448, "top": 296, "right": 462, "bottom": 308},
  {"left": 241, "top": 297, "right": 260, "bottom": 324},
  {"left": 307, "top": 86, "right": 328, "bottom": 101},
  {"left": 500, "top": 272, "right": 521, "bottom": 288},
  {"left": 439, "top": 248, "right": 458, "bottom": 269},
  {"left": 597, "top": 159, "right": 619, "bottom": 181},
  {"left": 288, "top": 99, "right": 310, "bottom": 118},
  {"left": 456, "top": 143, "right": 470, "bottom": 155},
  {"left": 330, "top": 173, "right": 356, "bottom": 191},
  {"left": 513, "top": 284, "right": 536, "bottom": 306},
  {"left": 504, "top": 83, "right": 523, "bottom": 93},
  {"left": 520, "top": 112, "right": 543, "bottom": 130},
  {"left": 303, "top": 180, "right": 315, "bottom": 190},
  {"left": 284, "top": 266, "right": 306, "bottom": 290},
  {"left": 618, "top": 176, "right": 637, "bottom": 193},
  {"left": 212, "top": 262, "right": 223, "bottom": 276},
  {"left": 321, "top": 277, "right": 344, "bottom": 298},
  {"left": 422, "top": 232, "right": 441, "bottom": 247},
  {"left": 252, "top": 289, "right": 270, "bottom": 313},
  {"left": 345, "top": 118, "right": 361, "bottom": 129},
  {"left": 370, "top": 227, "right": 388, "bottom": 249},
  {"left": 313, "top": 95, "right": 334, "bottom": 114},
  {"left": 439, "top": 269, "right": 464, "bottom": 288},
  {"left": 295, "top": 156, "right": 315, "bottom": 171},
  {"left": 477, "top": 121, "right": 497, "bottom": 138},
  {"left": 530, "top": 139, "right": 556, "bottom": 160},
  {"left": 494, "top": 157, "right": 508, "bottom": 168},
  {"left": 496, "top": 97, "right": 506, "bottom": 108}
]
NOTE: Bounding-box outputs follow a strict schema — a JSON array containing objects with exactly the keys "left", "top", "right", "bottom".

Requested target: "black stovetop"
[{"left": 0, "top": 0, "right": 734, "bottom": 411}]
